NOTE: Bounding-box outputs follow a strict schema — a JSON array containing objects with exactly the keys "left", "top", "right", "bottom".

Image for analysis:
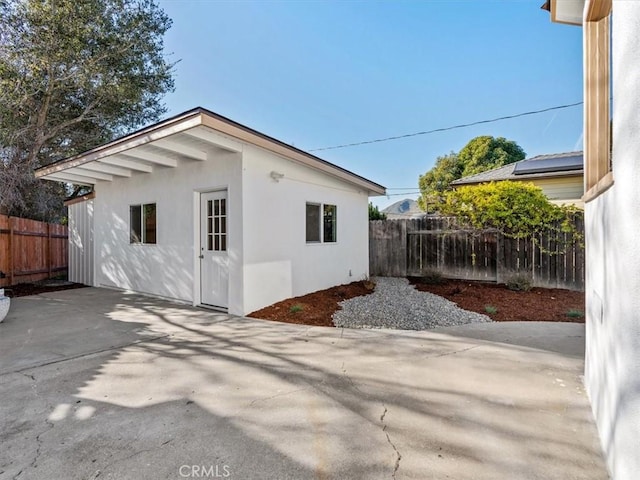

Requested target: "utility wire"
[{"left": 309, "top": 101, "right": 583, "bottom": 152}]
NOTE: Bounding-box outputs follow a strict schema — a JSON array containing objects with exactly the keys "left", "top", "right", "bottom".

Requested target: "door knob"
[{"left": 198, "top": 255, "right": 204, "bottom": 259}]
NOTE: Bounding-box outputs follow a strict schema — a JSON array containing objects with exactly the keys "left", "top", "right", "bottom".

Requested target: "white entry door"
[{"left": 200, "top": 190, "right": 229, "bottom": 309}]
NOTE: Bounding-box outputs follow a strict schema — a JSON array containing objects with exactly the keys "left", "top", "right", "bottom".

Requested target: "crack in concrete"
[
  {"left": 0, "top": 334, "right": 170, "bottom": 377},
  {"left": 248, "top": 387, "right": 310, "bottom": 407},
  {"left": 427, "top": 344, "right": 480, "bottom": 359},
  {"left": 14, "top": 418, "right": 54, "bottom": 479},
  {"left": 380, "top": 405, "right": 402, "bottom": 480},
  {"left": 340, "top": 363, "right": 365, "bottom": 394}
]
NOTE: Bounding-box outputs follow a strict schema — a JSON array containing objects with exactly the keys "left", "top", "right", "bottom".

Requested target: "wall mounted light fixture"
[{"left": 270, "top": 171, "right": 285, "bottom": 182}]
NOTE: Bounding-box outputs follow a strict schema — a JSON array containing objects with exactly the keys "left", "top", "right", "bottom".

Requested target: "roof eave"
[
  {"left": 452, "top": 171, "right": 584, "bottom": 186},
  {"left": 34, "top": 108, "right": 386, "bottom": 196}
]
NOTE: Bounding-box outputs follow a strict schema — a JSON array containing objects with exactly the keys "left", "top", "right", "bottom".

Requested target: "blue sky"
[{"left": 158, "top": 0, "right": 583, "bottom": 209}]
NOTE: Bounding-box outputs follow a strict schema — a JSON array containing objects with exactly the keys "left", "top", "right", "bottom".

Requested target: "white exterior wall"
[
  {"left": 584, "top": 3, "right": 640, "bottom": 479},
  {"left": 93, "top": 150, "right": 244, "bottom": 313},
  {"left": 241, "top": 145, "right": 370, "bottom": 314},
  {"left": 68, "top": 199, "right": 94, "bottom": 286}
]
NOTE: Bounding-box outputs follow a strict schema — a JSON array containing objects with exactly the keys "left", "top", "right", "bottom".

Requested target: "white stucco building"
[
  {"left": 545, "top": 1, "right": 640, "bottom": 478},
  {"left": 36, "top": 108, "right": 385, "bottom": 315}
]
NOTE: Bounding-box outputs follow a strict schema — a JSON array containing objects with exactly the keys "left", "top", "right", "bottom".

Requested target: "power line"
[{"left": 309, "top": 101, "right": 583, "bottom": 152}]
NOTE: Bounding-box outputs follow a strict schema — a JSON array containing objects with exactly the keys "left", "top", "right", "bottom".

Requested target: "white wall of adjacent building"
[{"left": 584, "top": 3, "right": 640, "bottom": 478}]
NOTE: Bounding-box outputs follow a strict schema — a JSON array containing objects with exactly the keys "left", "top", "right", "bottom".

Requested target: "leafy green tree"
[
  {"left": 368, "top": 202, "right": 387, "bottom": 220},
  {"left": 0, "top": 0, "right": 175, "bottom": 221},
  {"left": 436, "top": 181, "right": 581, "bottom": 241},
  {"left": 417, "top": 152, "right": 460, "bottom": 211},
  {"left": 458, "top": 136, "right": 526, "bottom": 177},
  {"left": 418, "top": 136, "right": 525, "bottom": 211}
]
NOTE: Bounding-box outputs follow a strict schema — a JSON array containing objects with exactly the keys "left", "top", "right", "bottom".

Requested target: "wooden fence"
[
  {"left": 370, "top": 216, "right": 585, "bottom": 291},
  {"left": 0, "top": 215, "right": 68, "bottom": 287}
]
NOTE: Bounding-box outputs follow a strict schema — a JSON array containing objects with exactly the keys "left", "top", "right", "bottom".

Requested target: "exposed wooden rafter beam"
[
  {"left": 122, "top": 148, "right": 178, "bottom": 167},
  {"left": 153, "top": 137, "right": 208, "bottom": 161},
  {"left": 65, "top": 167, "right": 113, "bottom": 181},
  {"left": 44, "top": 172, "right": 98, "bottom": 185},
  {"left": 100, "top": 156, "right": 154, "bottom": 173},
  {"left": 79, "top": 161, "right": 132, "bottom": 177},
  {"left": 183, "top": 127, "right": 243, "bottom": 153}
]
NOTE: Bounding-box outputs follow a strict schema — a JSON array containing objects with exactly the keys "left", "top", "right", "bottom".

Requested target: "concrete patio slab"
[{"left": 0, "top": 288, "right": 607, "bottom": 479}]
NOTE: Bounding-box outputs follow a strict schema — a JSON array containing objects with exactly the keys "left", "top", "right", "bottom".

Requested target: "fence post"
[
  {"left": 400, "top": 219, "right": 408, "bottom": 277},
  {"left": 47, "top": 222, "right": 52, "bottom": 278},
  {"left": 8, "top": 217, "right": 14, "bottom": 285},
  {"left": 496, "top": 232, "right": 504, "bottom": 284}
]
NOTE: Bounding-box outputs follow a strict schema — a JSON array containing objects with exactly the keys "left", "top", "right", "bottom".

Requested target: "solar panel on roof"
[{"left": 513, "top": 154, "right": 583, "bottom": 175}]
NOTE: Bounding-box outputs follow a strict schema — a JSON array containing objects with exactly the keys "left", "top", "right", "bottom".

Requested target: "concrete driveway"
[{"left": 0, "top": 288, "right": 607, "bottom": 480}]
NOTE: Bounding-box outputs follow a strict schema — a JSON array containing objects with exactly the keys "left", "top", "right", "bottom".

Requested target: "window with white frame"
[
  {"left": 130, "top": 203, "right": 156, "bottom": 244},
  {"left": 306, "top": 202, "right": 337, "bottom": 243}
]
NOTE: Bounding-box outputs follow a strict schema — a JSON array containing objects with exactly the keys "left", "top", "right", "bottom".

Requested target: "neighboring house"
[
  {"left": 382, "top": 198, "right": 425, "bottom": 219},
  {"left": 451, "top": 151, "right": 584, "bottom": 207},
  {"left": 35, "top": 107, "right": 385, "bottom": 316},
  {"left": 544, "top": 1, "right": 639, "bottom": 479}
]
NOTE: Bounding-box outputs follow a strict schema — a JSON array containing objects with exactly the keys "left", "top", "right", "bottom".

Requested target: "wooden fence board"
[
  {"left": 0, "top": 215, "right": 68, "bottom": 287},
  {"left": 369, "top": 216, "right": 584, "bottom": 291}
]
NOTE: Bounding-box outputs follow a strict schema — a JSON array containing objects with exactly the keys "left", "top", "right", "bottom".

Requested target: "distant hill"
[{"left": 382, "top": 199, "right": 424, "bottom": 219}]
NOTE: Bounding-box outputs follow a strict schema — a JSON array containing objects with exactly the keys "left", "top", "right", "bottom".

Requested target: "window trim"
[
  {"left": 583, "top": 6, "right": 613, "bottom": 202},
  {"left": 130, "top": 202, "right": 157, "bottom": 245},
  {"left": 305, "top": 202, "right": 337, "bottom": 244}
]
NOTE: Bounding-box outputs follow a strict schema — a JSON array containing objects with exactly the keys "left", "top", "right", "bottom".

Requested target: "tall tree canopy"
[
  {"left": 457, "top": 136, "right": 526, "bottom": 177},
  {"left": 418, "top": 136, "right": 526, "bottom": 211},
  {"left": 0, "top": 0, "right": 174, "bottom": 221}
]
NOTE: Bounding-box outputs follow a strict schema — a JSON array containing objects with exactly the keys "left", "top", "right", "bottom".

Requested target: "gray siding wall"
[{"left": 68, "top": 199, "right": 94, "bottom": 286}]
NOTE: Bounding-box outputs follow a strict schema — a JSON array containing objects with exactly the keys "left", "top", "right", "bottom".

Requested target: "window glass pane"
[
  {"left": 323, "top": 204, "right": 337, "bottom": 243},
  {"left": 221, "top": 235, "right": 226, "bottom": 252},
  {"left": 214, "top": 200, "right": 219, "bottom": 216},
  {"left": 207, "top": 234, "right": 213, "bottom": 251},
  {"left": 215, "top": 217, "right": 220, "bottom": 234},
  {"left": 306, "top": 203, "right": 321, "bottom": 242},
  {"left": 130, "top": 205, "right": 142, "bottom": 243},
  {"left": 143, "top": 203, "right": 156, "bottom": 244},
  {"left": 207, "top": 200, "right": 212, "bottom": 217},
  {"left": 214, "top": 235, "right": 220, "bottom": 251},
  {"left": 220, "top": 198, "right": 226, "bottom": 216},
  {"left": 221, "top": 216, "right": 226, "bottom": 234},
  {"left": 207, "top": 217, "right": 213, "bottom": 235}
]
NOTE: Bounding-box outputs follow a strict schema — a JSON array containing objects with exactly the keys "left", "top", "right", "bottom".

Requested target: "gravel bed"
[{"left": 332, "top": 277, "right": 492, "bottom": 330}]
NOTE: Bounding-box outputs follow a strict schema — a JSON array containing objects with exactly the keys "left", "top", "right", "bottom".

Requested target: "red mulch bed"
[
  {"left": 2, "top": 281, "right": 87, "bottom": 298},
  {"left": 245, "top": 277, "right": 585, "bottom": 326},
  {"left": 408, "top": 277, "right": 585, "bottom": 322},
  {"left": 248, "top": 281, "right": 374, "bottom": 327}
]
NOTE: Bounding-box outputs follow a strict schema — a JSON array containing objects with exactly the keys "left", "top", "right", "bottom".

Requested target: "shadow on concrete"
[{"left": 0, "top": 288, "right": 608, "bottom": 479}]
